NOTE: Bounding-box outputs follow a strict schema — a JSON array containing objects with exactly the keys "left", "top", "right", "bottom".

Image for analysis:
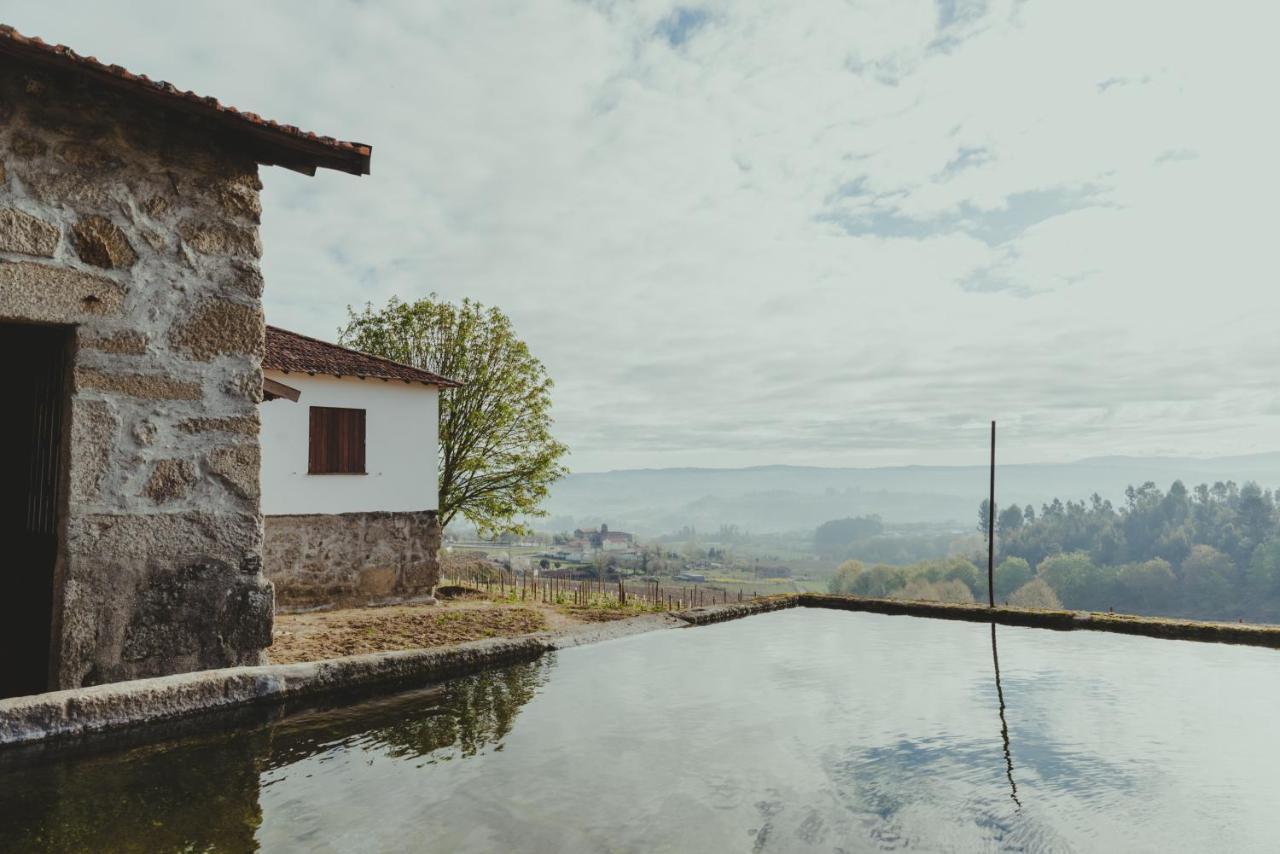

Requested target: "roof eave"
[{"left": 0, "top": 27, "right": 372, "bottom": 177}]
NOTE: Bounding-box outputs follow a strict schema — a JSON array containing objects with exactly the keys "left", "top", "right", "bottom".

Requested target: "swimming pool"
[{"left": 2, "top": 608, "right": 1276, "bottom": 851}]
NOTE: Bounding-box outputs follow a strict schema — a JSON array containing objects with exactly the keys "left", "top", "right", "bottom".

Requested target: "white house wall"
[{"left": 260, "top": 370, "right": 440, "bottom": 515}]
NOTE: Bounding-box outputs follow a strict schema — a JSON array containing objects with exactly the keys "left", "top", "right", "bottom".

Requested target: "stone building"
[
  {"left": 259, "top": 326, "right": 457, "bottom": 608},
  {"left": 0, "top": 26, "right": 370, "bottom": 698}
]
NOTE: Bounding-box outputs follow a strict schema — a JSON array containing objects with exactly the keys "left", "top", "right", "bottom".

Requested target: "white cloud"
[{"left": 9, "top": 0, "right": 1280, "bottom": 471}]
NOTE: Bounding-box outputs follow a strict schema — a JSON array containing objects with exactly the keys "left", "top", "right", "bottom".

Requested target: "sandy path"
[{"left": 269, "top": 598, "right": 588, "bottom": 665}]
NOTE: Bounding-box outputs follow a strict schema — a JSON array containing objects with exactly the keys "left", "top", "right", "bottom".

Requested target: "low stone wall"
[
  {"left": 672, "top": 596, "right": 800, "bottom": 626},
  {"left": 264, "top": 511, "right": 441, "bottom": 608},
  {"left": 0, "top": 636, "right": 546, "bottom": 749},
  {"left": 798, "top": 594, "right": 1280, "bottom": 648}
]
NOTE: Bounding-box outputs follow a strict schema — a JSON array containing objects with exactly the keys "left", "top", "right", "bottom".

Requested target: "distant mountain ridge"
[{"left": 541, "top": 453, "right": 1280, "bottom": 535}]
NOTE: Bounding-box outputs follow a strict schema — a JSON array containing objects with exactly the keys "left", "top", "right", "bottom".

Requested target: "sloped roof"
[
  {"left": 265, "top": 326, "right": 460, "bottom": 388},
  {"left": 0, "top": 24, "right": 371, "bottom": 176}
]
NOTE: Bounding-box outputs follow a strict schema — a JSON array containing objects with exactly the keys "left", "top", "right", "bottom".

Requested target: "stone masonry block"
[{"left": 0, "top": 207, "right": 59, "bottom": 256}]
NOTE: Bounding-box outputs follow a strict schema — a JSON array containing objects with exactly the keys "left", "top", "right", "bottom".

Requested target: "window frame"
[{"left": 307, "top": 405, "right": 367, "bottom": 475}]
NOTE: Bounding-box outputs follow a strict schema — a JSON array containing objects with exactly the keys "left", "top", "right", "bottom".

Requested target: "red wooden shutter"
[{"left": 308, "top": 407, "right": 366, "bottom": 474}]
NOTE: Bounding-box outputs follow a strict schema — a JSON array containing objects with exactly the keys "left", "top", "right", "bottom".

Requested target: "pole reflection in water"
[{"left": 990, "top": 621, "right": 1021, "bottom": 809}]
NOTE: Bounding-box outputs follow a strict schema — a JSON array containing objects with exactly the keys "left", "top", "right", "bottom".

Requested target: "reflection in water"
[
  {"left": 0, "top": 658, "right": 553, "bottom": 852},
  {"left": 2, "top": 610, "right": 1278, "bottom": 852},
  {"left": 0, "top": 730, "right": 269, "bottom": 853},
  {"left": 990, "top": 622, "right": 1021, "bottom": 809}
]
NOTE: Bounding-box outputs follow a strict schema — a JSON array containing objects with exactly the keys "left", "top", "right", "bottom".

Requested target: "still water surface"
[{"left": 2, "top": 608, "right": 1277, "bottom": 852}]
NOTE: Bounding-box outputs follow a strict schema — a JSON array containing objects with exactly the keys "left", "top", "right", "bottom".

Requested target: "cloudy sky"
[{"left": 13, "top": 2, "right": 1280, "bottom": 472}]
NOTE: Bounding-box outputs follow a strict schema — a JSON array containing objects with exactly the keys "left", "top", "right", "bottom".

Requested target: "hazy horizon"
[
  {"left": 14, "top": 1, "right": 1280, "bottom": 472},
  {"left": 567, "top": 448, "right": 1280, "bottom": 477},
  {"left": 540, "top": 450, "right": 1280, "bottom": 535}
]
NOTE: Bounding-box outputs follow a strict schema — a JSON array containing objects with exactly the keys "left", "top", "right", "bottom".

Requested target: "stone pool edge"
[
  {"left": 5, "top": 595, "right": 1278, "bottom": 750},
  {"left": 0, "top": 635, "right": 550, "bottom": 749},
  {"left": 795, "top": 594, "right": 1280, "bottom": 648}
]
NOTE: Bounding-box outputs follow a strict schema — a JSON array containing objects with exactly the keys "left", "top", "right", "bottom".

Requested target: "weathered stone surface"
[
  {"left": 68, "top": 512, "right": 262, "bottom": 565},
  {"left": 141, "top": 193, "right": 171, "bottom": 219},
  {"left": 25, "top": 102, "right": 114, "bottom": 142},
  {"left": 265, "top": 511, "right": 443, "bottom": 607},
  {"left": 56, "top": 511, "right": 268, "bottom": 687},
  {"left": 120, "top": 557, "right": 272, "bottom": 666},
  {"left": 81, "top": 329, "right": 146, "bottom": 354},
  {"left": 226, "top": 261, "right": 263, "bottom": 298},
  {"left": 170, "top": 299, "right": 264, "bottom": 361},
  {"left": 132, "top": 419, "right": 158, "bottom": 447},
  {"left": 0, "top": 260, "right": 125, "bottom": 322},
  {"left": 1, "top": 61, "right": 272, "bottom": 692},
  {"left": 10, "top": 132, "right": 46, "bottom": 157},
  {"left": 68, "top": 399, "right": 116, "bottom": 503},
  {"left": 76, "top": 368, "right": 202, "bottom": 401},
  {"left": 0, "top": 208, "right": 59, "bottom": 256},
  {"left": 176, "top": 415, "right": 258, "bottom": 435},
  {"left": 358, "top": 566, "right": 397, "bottom": 595},
  {"left": 21, "top": 169, "right": 114, "bottom": 210},
  {"left": 72, "top": 214, "right": 136, "bottom": 268},
  {"left": 179, "top": 220, "right": 261, "bottom": 258},
  {"left": 144, "top": 459, "right": 197, "bottom": 503},
  {"left": 223, "top": 369, "right": 264, "bottom": 403},
  {"left": 209, "top": 172, "right": 263, "bottom": 222},
  {"left": 207, "top": 444, "right": 260, "bottom": 500},
  {"left": 55, "top": 141, "right": 122, "bottom": 173}
]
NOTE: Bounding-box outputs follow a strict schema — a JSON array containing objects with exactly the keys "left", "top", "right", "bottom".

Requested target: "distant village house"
[{"left": 572, "top": 524, "right": 635, "bottom": 552}]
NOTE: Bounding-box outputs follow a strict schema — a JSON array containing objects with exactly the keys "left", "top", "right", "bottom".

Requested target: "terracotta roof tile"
[
  {"left": 0, "top": 24, "right": 371, "bottom": 176},
  {"left": 265, "top": 326, "right": 460, "bottom": 388}
]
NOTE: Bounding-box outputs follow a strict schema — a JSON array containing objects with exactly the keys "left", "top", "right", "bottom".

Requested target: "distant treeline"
[
  {"left": 814, "top": 516, "right": 972, "bottom": 565},
  {"left": 829, "top": 480, "right": 1280, "bottom": 624}
]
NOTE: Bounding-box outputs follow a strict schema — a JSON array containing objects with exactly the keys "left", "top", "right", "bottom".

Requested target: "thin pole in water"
[{"left": 987, "top": 419, "right": 996, "bottom": 608}]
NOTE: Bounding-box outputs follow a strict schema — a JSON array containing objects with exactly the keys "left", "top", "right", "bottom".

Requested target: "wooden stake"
[{"left": 988, "top": 419, "right": 996, "bottom": 608}]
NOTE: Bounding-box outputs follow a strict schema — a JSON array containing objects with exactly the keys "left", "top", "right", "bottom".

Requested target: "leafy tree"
[
  {"left": 1246, "top": 539, "right": 1280, "bottom": 619},
  {"left": 994, "top": 557, "right": 1033, "bottom": 601},
  {"left": 341, "top": 296, "right": 568, "bottom": 535},
  {"left": 814, "top": 516, "right": 884, "bottom": 555},
  {"left": 1038, "top": 551, "right": 1115, "bottom": 610},
  {"left": 1115, "top": 559, "right": 1177, "bottom": 614},
  {"left": 997, "top": 504, "right": 1024, "bottom": 535},
  {"left": 1179, "top": 545, "right": 1236, "bottom": 615},
  {"left": 977, "top": 499, "right": 994, "bottom": 541},
  {"left": 940, "top": 556, "right": 981, "bottom": 594}
]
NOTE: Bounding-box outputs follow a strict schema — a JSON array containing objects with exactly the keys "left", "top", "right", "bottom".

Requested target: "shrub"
[
  {"left": 890, "top": 578, "right": 975, "bottom": 604},
  {"left": 852, "top": 564, "right": 908, "bottom": 598},
  {"left": 1008, "top": 578, "right": 1063, "bottom": 610},
  {"left": 828, "top": 560, "right": 865, "bottom": 595}
]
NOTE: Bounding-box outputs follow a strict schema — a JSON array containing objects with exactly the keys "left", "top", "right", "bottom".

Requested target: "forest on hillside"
[{"left": 828, "top": 479, "right": 1280, "bottom": 624}]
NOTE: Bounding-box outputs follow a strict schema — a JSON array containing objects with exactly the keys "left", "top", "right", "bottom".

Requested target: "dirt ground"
[{"left": 268, "top": 598, "right": 590, "bottom": 664}]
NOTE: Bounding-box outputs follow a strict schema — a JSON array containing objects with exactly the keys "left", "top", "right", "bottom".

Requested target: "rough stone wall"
[
  {"left": 0, "top": 60, "right": 272, "bottom": 688},
  {"left": 264, "top": 511, "right": 441, "bottom": 608}
]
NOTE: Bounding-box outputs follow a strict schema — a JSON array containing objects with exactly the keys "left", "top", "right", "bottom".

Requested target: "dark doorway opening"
[{"left": 0, "top": 322, "right": 71, "bottom": 699}]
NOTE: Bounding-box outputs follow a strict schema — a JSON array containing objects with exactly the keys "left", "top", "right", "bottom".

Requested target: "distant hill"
[{"left": 539, "top": 453, "right": 1280, "bottom": 535}]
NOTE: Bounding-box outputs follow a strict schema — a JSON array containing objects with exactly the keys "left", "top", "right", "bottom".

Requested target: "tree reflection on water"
[{"left": 0, "top": 657, "right": 554, "bottom": 852}]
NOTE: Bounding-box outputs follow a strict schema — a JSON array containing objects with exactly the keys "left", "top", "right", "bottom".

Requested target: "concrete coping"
[{"left": 3, "top": 594, "right": 1278, "bottom": 752}]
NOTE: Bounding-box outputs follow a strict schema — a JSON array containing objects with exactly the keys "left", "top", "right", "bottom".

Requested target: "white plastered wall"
[{"left": 260, "top": 370, "right": 440, "bottom": 515}]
